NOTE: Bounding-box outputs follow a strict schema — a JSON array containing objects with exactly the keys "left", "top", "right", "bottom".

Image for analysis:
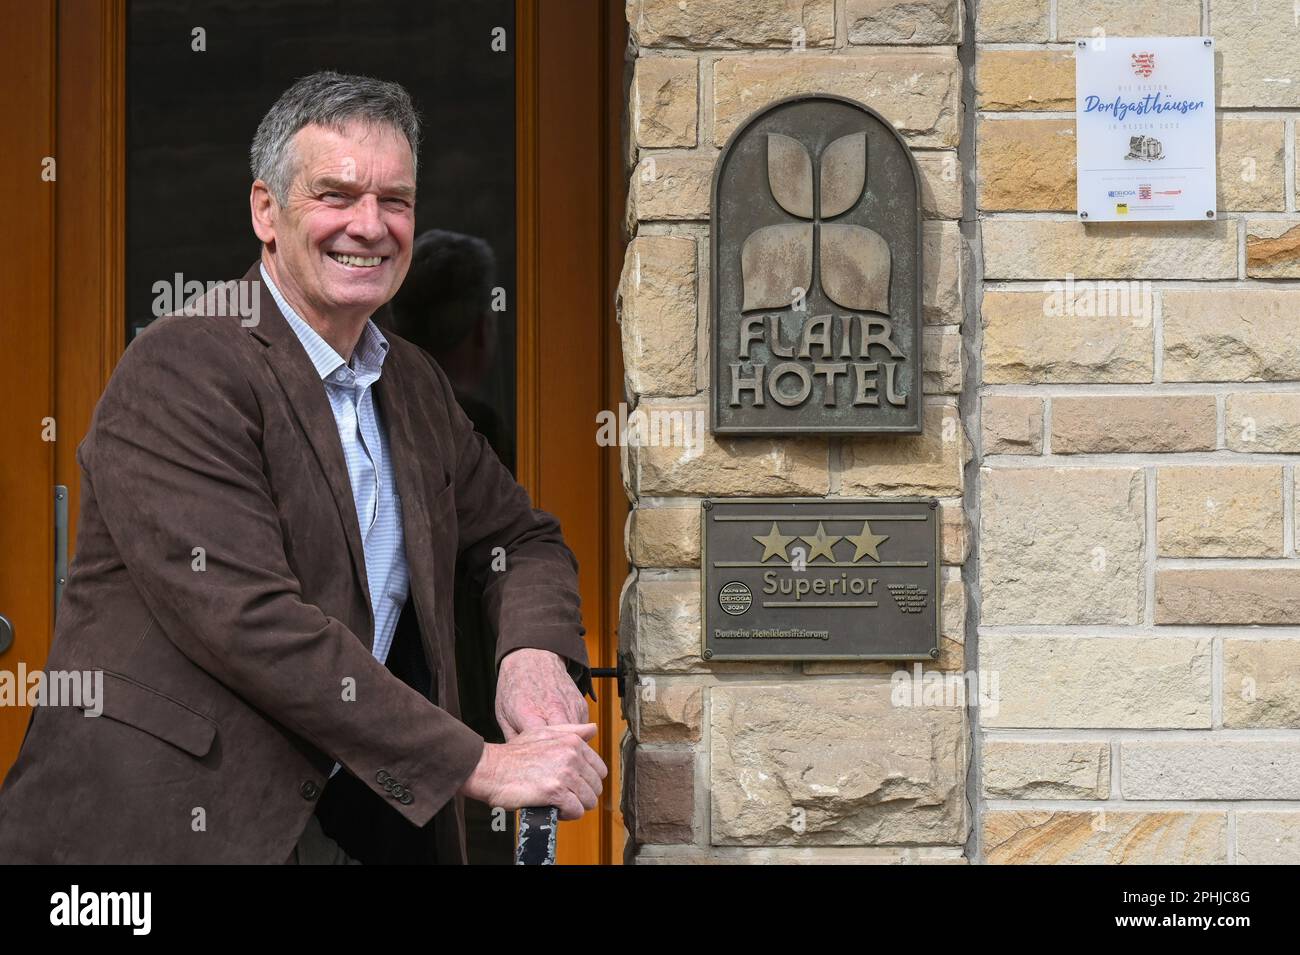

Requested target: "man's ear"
[{"left": 250, "top": 180, "right": 277, "bottom": 245}]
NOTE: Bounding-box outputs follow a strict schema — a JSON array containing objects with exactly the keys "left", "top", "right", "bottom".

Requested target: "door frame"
[
  {"left": 515, "top": 0, "right": 628, "bottom": 865},
  {"left": 7, "top": 0, "right": 627, "bottom": 865},
  {"left": 0, "top": 0, "right": 126, "bottom": 776}
]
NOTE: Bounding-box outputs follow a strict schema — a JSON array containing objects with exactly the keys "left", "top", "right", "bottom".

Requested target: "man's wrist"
[
  {"left": 496, "top": 645, "right": 594, "bottom": 700},
  {"left": 499, "top": 647, "right": 560, "bottom": 673},
  {"left": 459, "top": 740, "right": 498, "bottom": 802}
]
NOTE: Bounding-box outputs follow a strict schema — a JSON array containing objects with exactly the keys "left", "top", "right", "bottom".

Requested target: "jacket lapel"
[
  {"left": 240, "top": 262, "right": 374, "bottom": 647},
  {"left": 372, "top": 343, "right": 439, "bottom": 656}
]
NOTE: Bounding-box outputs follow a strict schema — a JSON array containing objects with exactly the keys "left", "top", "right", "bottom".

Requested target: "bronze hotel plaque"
[
  {"left": 702, "top": 498, "right": 940, "bottom": 661},
  {"left": 711, "top": 93, "right": 923, "bottom": 434}
]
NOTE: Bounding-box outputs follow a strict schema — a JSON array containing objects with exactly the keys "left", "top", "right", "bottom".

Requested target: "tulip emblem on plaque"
[{"left": 712, "top": 94, "right": 923, "bottom": 434}]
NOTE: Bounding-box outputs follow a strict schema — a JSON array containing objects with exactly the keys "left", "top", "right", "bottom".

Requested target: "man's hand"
[
  {"left": 495, "top": 648, "right": 589, "bottom": 740},
  {"left": 458, "top": 723, "right": 607, "bottom": 821}
]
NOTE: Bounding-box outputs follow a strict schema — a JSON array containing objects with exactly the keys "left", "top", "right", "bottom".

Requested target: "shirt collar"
[{"left": 259, "top": 262, "right": 390, "bottom": 383}]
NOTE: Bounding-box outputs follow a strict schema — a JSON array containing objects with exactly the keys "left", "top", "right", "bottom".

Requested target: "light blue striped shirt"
[{"left": 260, "top": 264, "right": 411, "bottom": 779}]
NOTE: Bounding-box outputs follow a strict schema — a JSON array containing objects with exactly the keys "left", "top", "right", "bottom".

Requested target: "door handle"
[
  {"left": 588, "top": 653, "right": 627, "bottom": 699},
  {"left": 0, "top": 614, "right": 12, "bottom": 655}
]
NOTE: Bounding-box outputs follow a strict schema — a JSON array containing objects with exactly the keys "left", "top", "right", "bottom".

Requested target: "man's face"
[{"left": 256, "top": 120, "right": 416, "bottom": 321}]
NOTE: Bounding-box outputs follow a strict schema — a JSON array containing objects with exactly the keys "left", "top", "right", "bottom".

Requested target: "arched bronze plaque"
[{"left": 711, "top": 94, "right": 923, "bottom": 434}]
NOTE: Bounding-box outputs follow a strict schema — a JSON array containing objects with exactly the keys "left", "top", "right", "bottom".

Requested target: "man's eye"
[
  {"left": 383, "top": 197, "right": 411, "bottom": 209},
  {"left": 322, "top": 192, "right": 347, "bottom": 201}
]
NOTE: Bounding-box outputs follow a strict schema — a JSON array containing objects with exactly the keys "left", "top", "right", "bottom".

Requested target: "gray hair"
[{"left": 250, "top": 70, "right": 421, "bottom": 204}]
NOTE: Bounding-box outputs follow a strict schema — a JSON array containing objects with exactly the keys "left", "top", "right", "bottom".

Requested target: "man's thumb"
[{"left": 560, "top": 722, "right": 598, "bottom": 741}]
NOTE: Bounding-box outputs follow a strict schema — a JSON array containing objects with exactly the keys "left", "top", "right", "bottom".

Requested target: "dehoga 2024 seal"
[{"left": 718, "top": 581, "right": 752, "bottom": 615}]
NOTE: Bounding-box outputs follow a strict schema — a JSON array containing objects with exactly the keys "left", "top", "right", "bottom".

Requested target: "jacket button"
[
  {"left": 399, "top": 793, "right": 414, "bottom": 805},
  {"left": 376, "top": 770, "right": 391, "bottom": 784},
  {"left": 300, "top": 780, "right": 320, "bottom": 800}
]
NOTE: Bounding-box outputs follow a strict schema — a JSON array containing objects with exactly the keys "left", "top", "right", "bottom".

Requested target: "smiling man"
[{"left": 0, "top": 71, "right": 606, "bottom": 864}]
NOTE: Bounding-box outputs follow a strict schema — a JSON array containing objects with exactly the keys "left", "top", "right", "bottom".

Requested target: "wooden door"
[
  {"left": 0, "top": 3, "right": 57, "bottom": 775},
  {"left": 518, "top": 0, "right": 629, "bottom": 865},
  {"left": 0, "top": 0, "right": 626, "bottom": 864},
  {"left": 0, "top": 0, "right": 123, "bottom": 780}
]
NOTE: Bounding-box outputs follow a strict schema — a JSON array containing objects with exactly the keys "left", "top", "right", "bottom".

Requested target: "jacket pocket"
[
  {"left": 81, "top": 669, "right": 217, "bottom": 758},
  {"left": 428, "top": 472, "right": 455, "bottom": 524}
]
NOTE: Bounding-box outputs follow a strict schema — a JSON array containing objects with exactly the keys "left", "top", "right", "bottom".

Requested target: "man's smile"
[{"left": 327, "top": 251, "right": 388, "bottom": 269}]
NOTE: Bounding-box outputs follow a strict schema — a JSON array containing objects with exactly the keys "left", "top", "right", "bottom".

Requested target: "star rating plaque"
[{"left": 702, "top": 497, "right": 940, "bottom": 661}]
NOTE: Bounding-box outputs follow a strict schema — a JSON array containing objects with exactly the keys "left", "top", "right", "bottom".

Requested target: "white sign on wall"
[{"left": 1074, "top": 36, "right": 1217, "bottom": 222}]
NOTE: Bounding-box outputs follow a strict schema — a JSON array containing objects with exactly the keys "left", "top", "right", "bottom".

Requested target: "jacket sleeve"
[
  {"left": 86, "top": 316, "right": 484, "bottom": 828},
  {"left": 419, "top": 350, "right": 593, "bottom": 700}
]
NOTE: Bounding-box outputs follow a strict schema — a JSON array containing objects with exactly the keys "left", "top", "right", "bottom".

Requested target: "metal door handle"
[{"left": 589, "top": 653, "right": 627, "bottom": 698}]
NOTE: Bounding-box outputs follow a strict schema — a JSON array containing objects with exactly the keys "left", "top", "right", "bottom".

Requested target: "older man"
[{"left": 0, "top": 71, "right": 605, "bottom": 864}]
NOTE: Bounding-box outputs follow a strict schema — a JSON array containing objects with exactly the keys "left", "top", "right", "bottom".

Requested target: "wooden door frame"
[
  {"left": 29, "top": 0, "right": 628, "bottom": 863},
  {"left": 516, "top": 0, "right": 629, "bottom": 865},
  {"left": 0, "top": 0, "right": 57, "bottom": 775},
  {"left": 57, "top": 1, "right": 127, "bottom": 537},
  {"left": 0, "top": 0, "right": 125, "bottom": 781}
]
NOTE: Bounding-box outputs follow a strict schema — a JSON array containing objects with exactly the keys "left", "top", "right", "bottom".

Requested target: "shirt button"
[{"left": 300, "top": 781, "right": 321, "bottom": 800}]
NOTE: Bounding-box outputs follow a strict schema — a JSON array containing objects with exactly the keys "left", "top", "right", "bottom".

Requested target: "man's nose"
[{"left": 346, "top": 194, "right": 386, "bottom": 243}]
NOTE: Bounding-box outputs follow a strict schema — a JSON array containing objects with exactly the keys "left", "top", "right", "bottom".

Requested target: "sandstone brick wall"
[
  {"left": 617, "top": 0, "right": 1300, "bottom": 866},
  {"left": 976, "top": 0, "right": 1300, "bottom": 864},
  {"left": 619, "top": 0, "right": 971, "bottom": 864}
]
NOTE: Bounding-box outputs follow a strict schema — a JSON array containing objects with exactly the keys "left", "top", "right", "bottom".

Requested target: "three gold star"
[{"left": 752, "top": 520, "right": 889, "bottom": 563}]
